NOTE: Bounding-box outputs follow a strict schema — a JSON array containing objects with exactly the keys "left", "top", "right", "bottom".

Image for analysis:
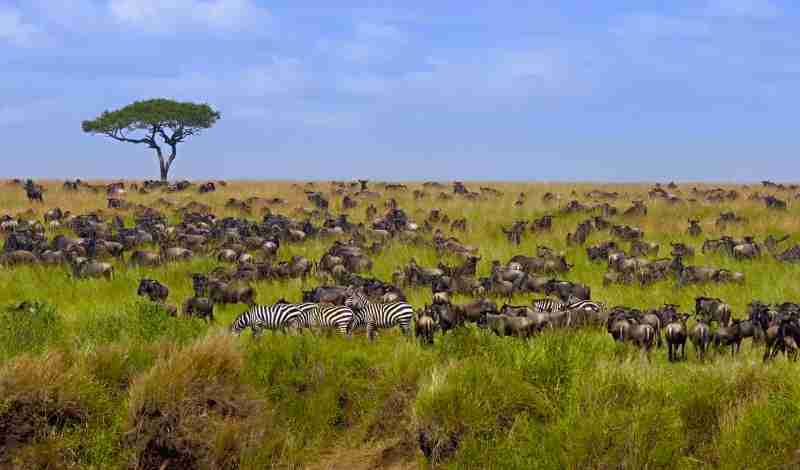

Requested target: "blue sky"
[{"left": 1, "top": 0, "right": 798, "bottom": 181}]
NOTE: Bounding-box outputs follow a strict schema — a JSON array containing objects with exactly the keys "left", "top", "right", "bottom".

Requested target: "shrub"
[
  {"left": 0, "top": 351, "right": 110, "bottom": 467},
  {"left": 415, "top": 360, "right": 555, "bottom": 466},
  {"left": 124, "top": 335, "right": 267, "bottom": 469}
]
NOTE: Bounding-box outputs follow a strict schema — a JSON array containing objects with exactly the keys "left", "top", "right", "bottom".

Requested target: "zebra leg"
[{"left": 367, "top": 322, "right": 376, "bottom": 341}]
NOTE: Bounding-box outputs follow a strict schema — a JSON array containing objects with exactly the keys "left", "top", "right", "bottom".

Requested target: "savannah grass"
[{"left": 1, "top": 180, "right": 799, "bottom": 468}]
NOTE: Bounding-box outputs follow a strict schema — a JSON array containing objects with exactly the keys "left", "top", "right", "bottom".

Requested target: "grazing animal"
[
  {"left": 665, "top": 314, "right": 689, "bottom": 361},
  {"left": 182, "top": 297, "right": 214, "bottom": 322},
  {"left": 690, "top": 318, "right": 712, "bottom": 361},
  {"left": 293, "top": 303, "right": 355, "bottom": 336},
  {"left": 208, "top": 279, "right": 256, "bottom": 305},
  {"left": 137, "top": 278, "right": 169, "bottom": 302},
  {"left": 695, "top": 296, "right": 731, "bottom": 326},
  {"left": 687, "top": 219, "right": 702, "bottom": 237},
  {"left": 229, "top": 303, "right": 303, "bottom": 335},
  {"left": 71, "top": 258, "right": 114, "bottom": 279},
  {"left": 344, "top": 287, "right": 415, "bottom": 341},
  {"left": 24, "top": 180, "right": 43, "bottom": 203},
  {"left": 630, "top": 322, "right": 657, "bottom": 355},
  {"left": 714, "top": 319, "right": 743, "bottom": 356},
  {"left": 415, "top": 313, "right": 437, "bottom": 345}
]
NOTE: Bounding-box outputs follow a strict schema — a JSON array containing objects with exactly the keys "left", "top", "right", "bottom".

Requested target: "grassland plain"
[{"left": 1, "top": 180, "right": 800, "bottom": 469}]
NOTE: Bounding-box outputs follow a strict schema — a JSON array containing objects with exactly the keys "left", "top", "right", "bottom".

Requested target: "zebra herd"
[
  {"left": 229, "top": 287, "right": 415, "bottom": 340},
  {"left": 228, "top": 287, "right": 600, "bottom": 341}
]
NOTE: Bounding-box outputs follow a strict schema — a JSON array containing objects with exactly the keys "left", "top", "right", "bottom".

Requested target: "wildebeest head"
[{"left": 137, "top": 278, "right": 154, "bottom": 296}]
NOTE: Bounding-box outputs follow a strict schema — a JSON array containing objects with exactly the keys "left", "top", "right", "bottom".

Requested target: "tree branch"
[{"left": 106, "top": 130, "right": 151, "bottom": 145}]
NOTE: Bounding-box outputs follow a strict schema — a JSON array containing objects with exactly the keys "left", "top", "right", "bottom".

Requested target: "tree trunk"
[
  {"left": 160, "top": 162, "right": 169, "bottom": 181},
  {"left": 162, "top": 144, "right": 177, "bottom": 182},
  {"left": 154, "top": 146, "right": 168, "bottom": 182}
]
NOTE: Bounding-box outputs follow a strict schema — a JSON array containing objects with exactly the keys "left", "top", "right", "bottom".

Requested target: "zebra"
[
  {"left": 229, "top": 302, "right": 303, "bottom": 336},
  {"left": 533, "top": 295, "right": 604, "bottom": 313},
  {"left": 532, "top": 297, "right": 569, "bottom": 313},
  {"left": 344, "top": 287, "right": 415, "bottom": 341},
  {"left": 568, "top": 298, "right": 605, "bottom": 313},
  {"left": 293, "top": 302, "right": 354, "bottom": 336}
]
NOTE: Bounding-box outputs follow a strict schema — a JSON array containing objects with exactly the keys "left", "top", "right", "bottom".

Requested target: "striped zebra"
[
  {"left": 293, "top": 302, "right": 354, "bottom": 336},
  {"left": 533, "top": 295, "right": 604, "bottom": 313},
  {"left": 344, "top": 287, "right": 415, "bottom": 340},
  {"left": 532, "top": 297, "right": 569, "bottom": 313},
  {"left": 568, "top": 298, "right": 605, "bottom": 313},
  {"left": 229, "top": 303, "right": 303, "bottom": 336}
]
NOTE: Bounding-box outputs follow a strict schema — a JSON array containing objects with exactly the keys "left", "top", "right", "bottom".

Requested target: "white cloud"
[
  {"left": 705, "top": 0, "right": 781, "bottom": 19},
  {"left": 109, "top": 0, "right": 270, "bottom": 32},
  {"left": 336, "top": 48, "right": 572, "bottom": 104},
  {"left": 230, "top": 107, "right": 363, "bottom": 129},
  {"left": 121, "top": 57, "right": 309, "bottom": 102},
  {"left": 0, "top": 6, "right": 40, "bottom": 46},
  {"left": 240, "top": 59, "right": 309, "bottom": 97},
  {"left": 316, "top": 21, "right": 407, "bottom": 64}
]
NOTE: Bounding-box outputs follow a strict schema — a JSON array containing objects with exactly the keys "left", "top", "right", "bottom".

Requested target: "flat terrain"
[{"left": 1, "top": 179, "right": 800, "bottom": 469}]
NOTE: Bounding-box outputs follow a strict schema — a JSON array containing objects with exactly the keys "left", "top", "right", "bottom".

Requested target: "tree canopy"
[{"left": 82, "top": 99, "right": 220, "bottom": 181}]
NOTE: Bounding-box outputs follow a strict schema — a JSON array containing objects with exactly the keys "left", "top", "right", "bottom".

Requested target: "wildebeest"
[
  {"left": 24, "top": 180, "right": 43, "bottom": 203},
  {"left": 182, "top": 297, "right": 214, "bottom": 321},
  {"left": 665, "top": 314, "right": 689, "bottom": 361},
  {"left": 71, "top": 257, "right": 114, "bottom": 279},
  {"left": 690, "top": 318, "right": 712, "bottom": 360},
  {"left": 137, "top": 278, "right": 169, "bottom": 302},
  {"left": 415, "top": 311, "right": 437, "bottom": 345},
  {"left": 695, "top": 296, "right": 731, "bottom": 326},
  {"left": 713, "top": 319, "right": 743, "bottom": 356},
  {"left": 687, "top": 219, "right": 702, "bottom": 237}
]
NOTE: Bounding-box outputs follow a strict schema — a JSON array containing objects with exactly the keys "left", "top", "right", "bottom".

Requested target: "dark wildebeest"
[
  {"left": 665, "top": 314, "right": 689, "bottom": 362},
  {"left": 24, "top": 180, "right": 43, "bottom": 203},
  {"left": 713, "top": 319, "right": 743, "bottom": 356},
  {"left": 690, "top": 317, "right": 712, "bottom": 361},
  {"left": 415, "top": 310, "right": 437, "bottom": 345},
  {"left": 137, "top": 278, "right": 169, "bottom": 302},
  {"left": 182, "top": 297, "right": 214, "bottom": 321},
  {"left": 687, "top": 219, "right": 702, "bottom": 237},
  {"left": 695, "top": 296, "right": 731, "bottom": 326}
]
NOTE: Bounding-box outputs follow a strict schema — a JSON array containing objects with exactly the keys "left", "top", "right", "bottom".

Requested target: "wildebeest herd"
[{"left": 3, "top": 178, "right": 800, "bottom": 363}]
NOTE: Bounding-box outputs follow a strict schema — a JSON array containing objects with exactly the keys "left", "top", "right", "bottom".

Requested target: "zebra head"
[
  {"left": 344, "top": 286, "right": 367, "bottom": 310},
  {"left": 229, "top": 322, "right": 245, "bottom": 336}
]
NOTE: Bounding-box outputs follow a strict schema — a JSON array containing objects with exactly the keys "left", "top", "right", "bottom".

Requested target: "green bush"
[
  {"left": 125, "top": 335, "right": 267, "bottom": 470},
  {"left": 0, "top": 351, "right": 113, "bottom": 468},
  {"left": 415, "top": 359, "right": 556, "bottom": 466}
]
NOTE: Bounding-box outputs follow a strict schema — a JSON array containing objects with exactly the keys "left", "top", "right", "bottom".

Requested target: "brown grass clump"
[
  {"left": 124, "top": 334, "right": 266, "bottom": 470},
  {"left": 0, "top": 351, "right": 103, "bottom": 467}
]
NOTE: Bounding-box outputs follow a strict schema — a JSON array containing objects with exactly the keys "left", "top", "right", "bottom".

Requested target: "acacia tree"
[{"left": 82, "top": 99, "right": 220, "bottom": 181}]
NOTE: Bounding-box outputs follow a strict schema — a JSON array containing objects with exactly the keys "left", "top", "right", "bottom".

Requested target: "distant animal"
[
  {"left": 292, "top": 303, "right": 355, "bottom": 336},
  {"left": 136, "top": 278, "right": 169, "bottom": 302},
  {"left": 415, "top": 313, "right": 437, "bottom": 345},
  {"left": 344, "top": 287, "right": 414, "bottom": 341},
  {"left": 182, "top": 297, "right": 214, "bottom": 322},
  {"left": 229, "top": 303, "right": 302, "bottom": 335},
  {"left": 690, "top": 318, "right": 712, "bottom": 361}
]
